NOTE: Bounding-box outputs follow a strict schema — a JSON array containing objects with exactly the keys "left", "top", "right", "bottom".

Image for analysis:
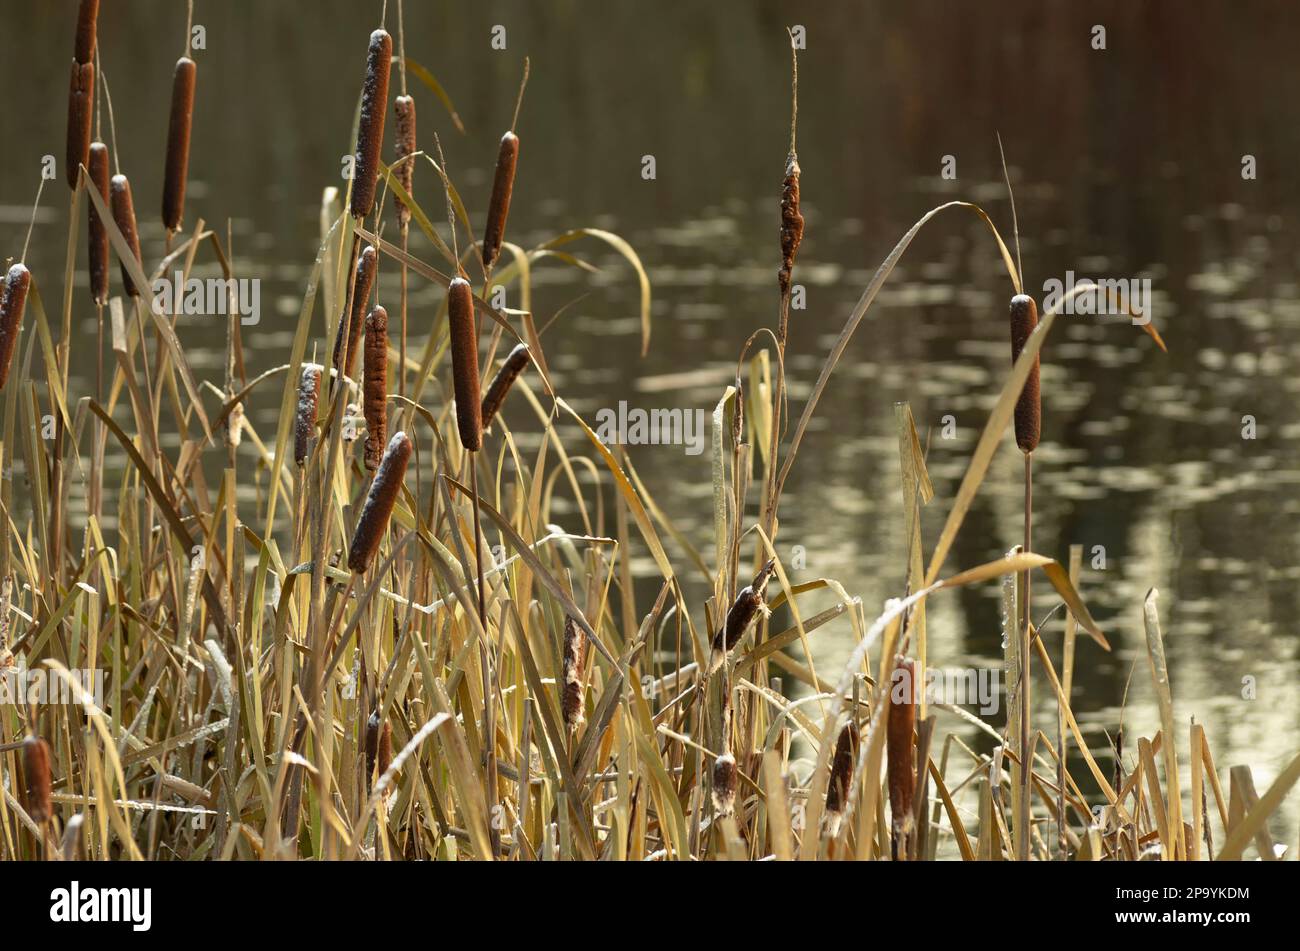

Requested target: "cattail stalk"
[
  {"left": 447, "top": 277, "right": 482, "bottom": 452},
  {"left": 362, "top": 306, "right": 388, "bottom": 470},
  {"left": 109, "top": 174, "right": 143, "bottom": 297},
  {"left": 350, "top": 29, "right": 392, "bottom": 220},
  {"left": 347, "top": 431, "right": 411, "bottom": 573},
  {"left": 294, "top": 364, "right": 322, "bottom": 466},
  {"left": 708, "top": 558, "right": 776, "bottom": 673},
  {"left": 887, "top": 655, "right": 917, "bottom": 857},
  {"left": 162, "top": 56, "right": 197, "bottom": 233},
  {"left": 0, "top": 264, "right": 32, "bottom": 391},
  {"left": 23, "top": 735, "right": 53, "bottom": 824},
  {"left": 332, "top": 244, "right": 377, "bottom": 386},
  {"left": 87, "top": 142, "right": 110, "bottom": 304},
  {"left": 480, "top": 343, "right": 531, "bottom": 431}
]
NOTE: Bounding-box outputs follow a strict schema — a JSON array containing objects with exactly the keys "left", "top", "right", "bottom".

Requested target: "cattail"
[
  {"left": 447, "top": 277, "right": 482, "bottom": 452},
  {"left": 0, "top": 264, "right": 32, "bottom": 391},
  {"left": 887, "top": 655, "right": 917, "bottom": 846},
  {"left": 824, "top": 721, "right": 858, "bottom": 815},
  {"left": 711, "top": 752, "right": 738, "bottom": 817},
  {"left": 708, "top": 558, "right": 776, "bottom": 673},
  {"left": 65, "top": 60, "right": 95, "bottom": 191},
  {"left": 350, "top": 29, "right": 392, "bottom": 220},
  {"left": 364, "top": 711, "right": 393, "bottom": 788},
  {"left": 162, "top": 56, "right": 197, "bottom": 232},
  {"left": 332, "top": 244, "right": 377, "bottom": 385},
  {"left": 778, "top": 152, "right": 803, "bottom": 297},
  {"left": 1009, "top": 294, "right": 1041, "bottom": 453},
  {"left": 74, "top": 0, "right": 99, "bottom": 64},
  {"left": 393, "top": 94, "right": 416, "bottom": 226},
  {"left": 362, "top": 305, "right": 388, "bottom": 470},
  {"left": 347, "top": 431, "right": 412, "bottom": 573},
  {"left": 110, "top": 174, "right": 143, "bottom": 297},
  {"left": 294, "top": 363, "right": 322, "bottom": 466},
  {"left": 481, "top": 131, "right": 519, "bottom": 271},
  {"left": 480, "top": 343, "right": 531, "bottom": 431},
  {"left": 87, "top": 142, "right": 110, "bottom": 304},
  {"left": 23, "top": 735, "right": 52, "bottom": 824},
  {"left": 561, "top": 615, "right": 584, "bottom": 731}
]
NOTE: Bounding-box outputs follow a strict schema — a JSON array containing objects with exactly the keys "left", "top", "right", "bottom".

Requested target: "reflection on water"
[{"left": 2, "top": 1, "right": 1297, "bottom": 845}]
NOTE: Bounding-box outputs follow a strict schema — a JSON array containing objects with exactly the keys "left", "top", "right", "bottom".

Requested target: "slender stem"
[{"left": 1018, "top": 450, "right": 1032, "bottom": 860}]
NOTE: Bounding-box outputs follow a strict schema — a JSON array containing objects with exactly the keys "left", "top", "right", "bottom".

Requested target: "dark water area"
[{"left": 2, "top": 1, "right": 1298, "bottom": 844}]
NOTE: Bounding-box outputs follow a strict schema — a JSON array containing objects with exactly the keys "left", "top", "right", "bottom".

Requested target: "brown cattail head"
[
  {"left": 709, "top": 558, "right": 777, "bottom": 673},
  {"left": 447, "top": 277, "right": 482, "bottom": 452},
  {"left": 74, "top": 0, "right": 99, "bottom": 64},
  {"left": 561, "top": 615, "right": 585, "bottom": 731},
  {"left": 481, "top": 131, "right": 519, "bottom": 271},
  {"left": 350, "top": 29, "right": 392, "bottom": 220},
  {"left": 0, "top": 264, "right": 32, "bottom": 391},
  {"left": 711, "top": 752, "right": 738, "bottom": 817},
  {"left": 778, "top": 152, "right": 803, "bottom": 296},
  {"left": 87, "top": 142, "right": 111, "bottom": 304},
  {"left": 824, "top": 721, "right": 858, "bottom": 815},
  {"left": 65, "top": 59, "right": 95, "bottom": 190},
  {"left": 294, "top": 363, "right": 322, "bottom": 466},
  {"left": 347, "top": 430, "right": 412, "bottom": 573},
  {"left": 23, "top": 735, "right": 52, "bottom": 824},
  {"left": 364, "top": 711, "right": 394, "bottom": 788},
  {"left": 362, "top": 305, "right": 389, "bottom": 471},
  {"left": 332, "top": 244, "right": 377, "bottom": 387},
  {"left": 480, "top": 343, "right": 531, "bottom": 431},
  {"left": 887, "top": 655, "right": 918, "bottom": 843},
  {"left": 1009, "top": 294, "right": 1041, "bottom": 453},
  {"left": 110, "top": 174, "right": 143, "bottom": 297},
  {"left": 162, "top": 57, "right": 197, "bottom": 233},
  {"left": 393, "top": 94, "right": 416, "bottom": 226}
]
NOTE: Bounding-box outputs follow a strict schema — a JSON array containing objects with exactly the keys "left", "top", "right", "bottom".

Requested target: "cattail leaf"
[
  {"left": 535, "top": 229, "right": 652, "bottom": 355},
  {"left": 403, "top": 57, "right": 466, "bottom": 134},
  {"left": 25, "top": 283, "right": 74, "bottom": 430},
  {"left": 1039, "top": 560, "right": 1107, "bottom": 649},
  {"left": 1217, "top": 750, "right": 1300, "bottom": 860},
  {"left": 1143, "top": 589, "right": 1183, "bottom": 858}
]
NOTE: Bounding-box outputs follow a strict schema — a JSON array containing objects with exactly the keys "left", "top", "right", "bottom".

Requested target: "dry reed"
[
  {"left": 162, "top": 56, "right": 197, "bottom": 233},
  {"left": 347, "top": 430, "right": 412, "bottom": 573}
]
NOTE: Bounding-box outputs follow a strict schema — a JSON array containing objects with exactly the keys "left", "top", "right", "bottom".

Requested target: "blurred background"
[{"left": 2, "top": 1, "right": 1298, "bottom": 844}]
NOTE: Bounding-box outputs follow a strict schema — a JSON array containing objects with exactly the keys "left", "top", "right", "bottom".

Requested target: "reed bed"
[{"left": 0, "top": 5, "right": 1295, "bottom": 866}]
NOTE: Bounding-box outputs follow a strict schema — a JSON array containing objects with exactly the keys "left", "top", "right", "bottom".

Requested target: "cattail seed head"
[
  {"left": 110, "top": 174, "right": 143, "bottom": 297},
  {"left": 393, "top": 94, "right": 417, "bottom": 226},
  {"left": 162, "top": 57, "right": 197, "bottom": 233},
  {"left": 65, "top": 59, "right": 95, "bottom": 190},
  {"left": 0, "top": 264, "right": 32, "bottom": 391},
  {"left": 480, "top": 343, "right": 531, "bottom": 431},
  {"left": 481, "top": 131, "right": 519, "bottom": 271},
  {"left": 363, "top": 305, "right": 389, "bottom": 471},
  {"left": 332, "top": 244, "right": 377, "bottom": 387},
  {"left": 350, "top": 29, "right": 392, "bottom": 220},
  {"left": 74, "top": 0, "right": 99, "bottom": 65},
  {"left": 824, "top": 721, "right": 858, "bottom": 815},
  {"left": 364, "top": 711, "right": 394, "bottom": 789},
  {"left": 447, "top": 277, "right": 482, "bottom": 452},
  {"left": 711, "top": 752, "right": 738, "bottom": 817},
  {"left": 778, "top": 152, "right": 803, "bottom": 295},
  {"left": 1009, "top": 294, "right": 1041, "bottom": 453},
  {"left": 561, "top": 615, "right": 585, "bottom": 731},
  {"left": 887, "top": 655, "right": 917, "bottom": 842},
  {"left": 87, "top": 142, "right": 111, "bottom": 304},
  {"left": 294, "top": 363, "right": 322, "bottom": 466},
  {"left": 23, "top": 735, "right": 52, "bottom": 824},
  {"left": 709, "top": 558, "right": 777, "bottom": 673},
  {"left": 347, "top": 431, "right": 412, "bottom": 573}
]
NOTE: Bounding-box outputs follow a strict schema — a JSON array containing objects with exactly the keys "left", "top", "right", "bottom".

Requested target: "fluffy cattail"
[
  {"left": 887, "top": 655, "right": 917, "bottom": 846},
  {"left": 561, "top": 615, "right": 585, "bottom": 731},
  {"left": 711, "top": 752, "right": 738, "bottom": 817},
  {"left": 824, "top": 721, "right": 858, "bottom": 815},
  {"left": 23, "top": 735, "right": 52, "bottom": 824},
  {"left": 162, "top": 57, "right": 197, "bottom": 232},
  {"left": 480, "top": 343, "right": 531, "bottom": 431},
  {"left": 481, "top": 131, "right": 519, "bottom": 271},
  {"left": 0, "top": 264, "right": 32, "bottom": 391},
  {"left": 332, "top": 244, "right": 377, "bottom": 386},
  {"left": 708, "top": 558, "right": 776, "bottom": 673},
  {"left": 392, "top": 95, "right": 416, "bottom": 226},
  {"left": 347, "top": 431, "right": 412, "bottom": 573},
  {"left": 447, "top": 277, "right": 482, "bottom": 452},
  {"left": 778, "top": 152, "right": 803, "bottom": 296},
  {"left": 1009, "top": 294, "right": 1041, "bottom": 453},
  {"left": 350, "top": 29, "right": 392, "bottom": 220},
  {"left": 87, "top": 142, "right": 110, "bottom": 304},
  {"left": 362, "top": 305, "right": 388, "bottom": 471},
  {"left": 74, "top": 0, "right": 99, "bottom": 64},
  {"left": 65, "top": 60, "right": 95, "bottom": 190},
  {"left": 110, "top": 174, "right": 143, "bottom": 297},
  {"left": 294, "top": 363, "right": 322, "bottom": 466},
  {"left": 364, "top": 711, "right": 393, "bottom": 788}
]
